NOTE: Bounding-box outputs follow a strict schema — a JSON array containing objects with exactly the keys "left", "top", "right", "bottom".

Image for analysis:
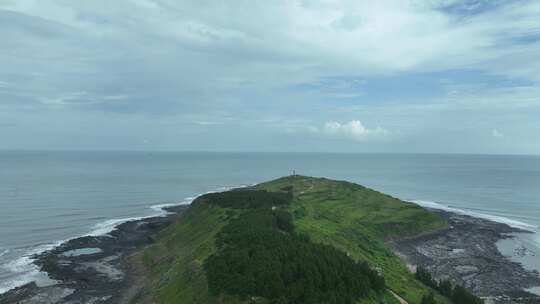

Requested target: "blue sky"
[{"left": 1, "top": 0, "right": 539, "bottom": 154}]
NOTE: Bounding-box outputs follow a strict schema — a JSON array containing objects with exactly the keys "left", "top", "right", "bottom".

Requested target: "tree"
[
  {"left": 415, "top": 266, "right": 437, "bottom": 288},
  {"left": 452, "top": 285, "right": 484, "bottom": 304},
  {"left": 421, "top": 292, "right": 437, "bottom": 304},
  {"left": 204, "top": 191, "right": 385, "bottom": 304},
  {"left": 438, "top": 279, "right": 453, "bottom": 298},
  {"left": 415, "top": 266, "right": 483, "bottom": 304}
]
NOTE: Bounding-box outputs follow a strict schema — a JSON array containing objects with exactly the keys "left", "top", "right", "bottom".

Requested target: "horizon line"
[{"left": 1, "top": 149, "right": 539, "bottom": 157}]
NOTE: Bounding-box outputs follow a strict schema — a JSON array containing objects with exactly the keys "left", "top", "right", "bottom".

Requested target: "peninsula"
[{"left": 1, "top": 176, "right": 539, "bottom": 304}]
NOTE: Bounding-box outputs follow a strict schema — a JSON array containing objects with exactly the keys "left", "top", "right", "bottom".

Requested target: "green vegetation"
[
  {"left": 138, "top": 203, "right": 229, "bottom": 303},
  {"left": 196, "top": 189, "right": 292, "bottom": 209},
  {"left": 416, "top": 266, "right": 484, "bottom": 304},
  {"left": 134, "top": 175, "right": 471, "bottom": 304},
  {"left": 421, "top": 293, "right": 437, "bottom": 304},
  {"left": 205, "top": 205, "right": 385, "bottom": 304},
  {"left": 255, "top": 176, "right": 448, "bottom": 304}
]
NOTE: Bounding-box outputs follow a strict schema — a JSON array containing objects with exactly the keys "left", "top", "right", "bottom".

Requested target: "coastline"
[
  {"left": 0, "top": 193, "right": 539, "bottom": 304},
  {"left": 0, "top": 184, "right": 253, "bottom": 303},
  {"left": 0, "top": 204, "right": 188, "bottom": 304},
  {"left": 390, "top": 209, "right": 540, "bottom": 304},
  {"left": 0, "top": 182, "right": 252, "bottom": 298},
  {"left": 0, "top": 199, "right": 193, "bottom": 296}
]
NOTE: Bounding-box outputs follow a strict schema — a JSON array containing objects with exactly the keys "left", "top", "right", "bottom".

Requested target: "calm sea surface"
[{"left": 1, "top": 151, "right": 539, "bottom": 293}]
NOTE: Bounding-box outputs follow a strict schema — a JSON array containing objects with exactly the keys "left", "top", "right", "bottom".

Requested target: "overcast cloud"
[{"left": 1, "top": 0, "right": 539, "bottom": 153}]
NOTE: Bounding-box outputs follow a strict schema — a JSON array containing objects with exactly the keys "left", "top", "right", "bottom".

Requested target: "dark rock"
[
  {"left": 390, "top": 210, "right": 540, "bottom": 304},
  {"left": 0, "top": 205, "right": 188, "bottom": 304}
]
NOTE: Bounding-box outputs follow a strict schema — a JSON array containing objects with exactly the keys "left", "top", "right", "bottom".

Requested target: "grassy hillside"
[
  {"left": 255, "top": 176, "right": 447, "bottom": 304},
  {"left": 135, "top": 203, "right": 230, "bottom": 303},
  {"left": 133, "top": 175, "right": 448, "bottom": 304}
]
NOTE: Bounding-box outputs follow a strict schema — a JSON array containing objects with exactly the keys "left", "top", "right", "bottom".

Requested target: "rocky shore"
[
  {"left": 390, "top": 209, "right": 540, "bottom": 304},
  {"left": 0, "top": 205, "right": 188, "bottom": 304}
]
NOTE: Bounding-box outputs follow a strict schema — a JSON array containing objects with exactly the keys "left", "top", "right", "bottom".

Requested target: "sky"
[{"left": 1, "top": 0, "right": 539, "bottom": 154}]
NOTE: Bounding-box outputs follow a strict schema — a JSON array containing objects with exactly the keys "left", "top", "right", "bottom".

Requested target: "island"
[{"left": 1, "top": 176, "right": 539, "bottom": 304}]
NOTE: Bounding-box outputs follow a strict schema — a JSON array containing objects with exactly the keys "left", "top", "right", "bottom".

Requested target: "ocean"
[{"left": 0, "top": 151, "right": 539, "bottom": 293}]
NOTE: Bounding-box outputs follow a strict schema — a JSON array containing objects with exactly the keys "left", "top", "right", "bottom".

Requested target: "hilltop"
[{"left": 133, "top": 176, "right": 449, "bottom": 304}]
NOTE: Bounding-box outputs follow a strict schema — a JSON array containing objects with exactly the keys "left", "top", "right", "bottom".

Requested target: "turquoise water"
[{"left": 0, "top": 151, "right": 539, "bottom": 292}]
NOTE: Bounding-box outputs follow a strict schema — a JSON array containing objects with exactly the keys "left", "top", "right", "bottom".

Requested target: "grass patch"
[{"left": 140, "top": 203, "right": 232, "bottom": 303}]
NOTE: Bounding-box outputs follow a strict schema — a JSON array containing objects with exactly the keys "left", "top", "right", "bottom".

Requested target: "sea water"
[{"left": 0, "top": 151, "right": 539, "bottom": 293}]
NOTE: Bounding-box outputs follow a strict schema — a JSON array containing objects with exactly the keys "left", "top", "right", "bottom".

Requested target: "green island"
[{"left": 133, "top": 175, "right": 482, "bottom": 304}]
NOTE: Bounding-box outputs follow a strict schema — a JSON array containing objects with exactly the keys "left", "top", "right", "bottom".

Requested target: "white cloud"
[
  {"left": 1, "top": 0, "right": 539, "bottom": 153},
  {"left": 2, "top": 0, "right": 540, "bottom": 81},
  {"left": 492, "top": 129, "right": 504, "bottom": 138},
  {"left": 319, "top": 120, "right": 389, "bottom": 141}
]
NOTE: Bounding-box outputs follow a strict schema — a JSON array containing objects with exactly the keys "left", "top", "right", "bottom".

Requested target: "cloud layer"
[{"left": 0, "top": 0, "right": 539, "bottom": 153}]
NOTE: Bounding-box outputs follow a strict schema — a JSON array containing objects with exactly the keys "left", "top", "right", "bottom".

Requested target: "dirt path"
[{"left": 389, "top": 290, "right": 409, "bottom": 304}]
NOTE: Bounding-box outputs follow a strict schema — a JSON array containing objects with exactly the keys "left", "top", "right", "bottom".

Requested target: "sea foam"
[
  {"left": 411, "top": 199, "right": 538, "bottom": 232},
  {"left": 0, "top": 242, "right": 61, "bottom": 294}
]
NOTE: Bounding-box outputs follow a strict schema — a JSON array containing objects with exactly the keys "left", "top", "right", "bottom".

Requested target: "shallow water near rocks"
[
  {"left": 497, "top": 234, "right": 540, "bottom": 289},
  {"left": 61, "top": 248, "right": 102, "bottom": 257},
  {"left": 526, "top": 286, "right": 540, "bottom": 296}
]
